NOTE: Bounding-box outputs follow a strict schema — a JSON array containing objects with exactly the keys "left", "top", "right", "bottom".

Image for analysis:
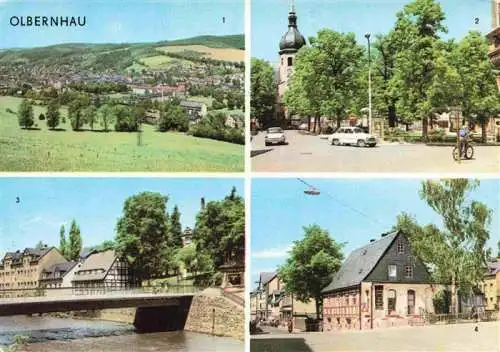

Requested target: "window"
[
  {"left": 375, "top": 285, "right": 384, "bottom": 310},
  {"left": 397, "top": 241, "right": 404, "bottom": 254},
  {"left": 281, "top": 58, "right": 284, "bottom": 65},
  {"left": 287, "top": 57, "right": 293, "bottom": 67},
  {"left": 405, "top": 265, "right": 413, "bottom": 279},
  {"left": 388, "top": 265, "right": 397, "bottom": 280},
  {"left": 353, "top": 296, "right": 357, "bottom": 305}
]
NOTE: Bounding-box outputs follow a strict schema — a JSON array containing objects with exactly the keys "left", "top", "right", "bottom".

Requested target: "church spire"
[{"left": 290, "top": 0, "right": 295, "bottom": 13}]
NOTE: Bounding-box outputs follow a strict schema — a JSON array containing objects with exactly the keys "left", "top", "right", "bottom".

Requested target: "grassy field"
[
  {"left": 157, "top": 45, "right": 244, "bottom": 63},
  {"left": 0, "top": 96, "right": 243, "bottom": 172}
]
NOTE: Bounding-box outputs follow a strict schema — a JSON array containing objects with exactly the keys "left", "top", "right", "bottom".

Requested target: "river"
[{"left": 0, "top": 316, "right": 243, "bottom": 351}]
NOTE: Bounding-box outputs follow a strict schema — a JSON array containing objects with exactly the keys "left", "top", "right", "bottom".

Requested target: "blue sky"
[
  {"left": 252, "top": 0, "right": 492, "bottom": 61},
  {"left": 0, "top": 0, "right": 244, "bottom": 49},
  {"left": 251, "top": 178, "right": 500, "bottom": 288},
  {"left": 0, "top": 177, "right": 243, "bottom": 255}
]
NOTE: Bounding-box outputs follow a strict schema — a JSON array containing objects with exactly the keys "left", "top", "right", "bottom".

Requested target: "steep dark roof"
[
  {"left": 260, "top": 271, "right": 277, "bottom": 286},
  {"left": 2, "top": 247, "right": 53, "bottom": 265},
  {"left": 40, "top": 261, "right": 77, "bottom": 281},
  {"left": 322, "top": 232, "right": 398, "bottom": 294},
  {"left": 486, "top": 260, "right": 500, "bottom": 276}
]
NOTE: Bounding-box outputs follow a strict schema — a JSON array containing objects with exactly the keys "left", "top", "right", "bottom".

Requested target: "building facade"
[
  {"left": 482, "top": 260, "right": 500, "bottom": 311},
  {"left": 276, "top": 2, "right": 306, "bottom": 124},
  {"left": 180, "top": 100, "right": 207, "bottom": 122},
  {"left": 488, "top": 0, "right": 500, "bottom": 72},
  {"left": 322, "top": 231, "right": 442, "bottom": 331},
  {"left": 72, "top": 249, "right": 132, "bottom": 295},
  {"left": 0, "top": 247, "right": 66, "bottom": 297},
  {"left": 39, "top": 261, "right": 78, "bottom": 289}
]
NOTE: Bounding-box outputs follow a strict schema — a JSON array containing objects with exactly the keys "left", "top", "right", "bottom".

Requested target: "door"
[
  {"left": 407, "top": 290, "right": 415, "bottom": 315},
  {"left": 344, "top": 129, "right": 354, "bottom": 144}
]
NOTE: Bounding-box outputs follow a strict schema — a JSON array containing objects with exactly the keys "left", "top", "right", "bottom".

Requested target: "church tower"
[{"left": 277, "top": 0, "right": 306, "bottom": 121}]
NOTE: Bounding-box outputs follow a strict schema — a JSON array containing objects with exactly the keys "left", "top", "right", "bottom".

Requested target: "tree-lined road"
[{"left": 251, "top": 131, "right": 500, "bottom": 173}]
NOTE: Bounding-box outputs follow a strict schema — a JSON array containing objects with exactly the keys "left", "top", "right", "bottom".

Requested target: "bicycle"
[{"left": 452, "top": 140, "right": 474, "bottom": 161}]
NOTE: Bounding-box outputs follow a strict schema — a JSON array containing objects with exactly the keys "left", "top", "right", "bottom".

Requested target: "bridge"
[{"left": 0, "top": 286, "right": 200, "bottom": 317}]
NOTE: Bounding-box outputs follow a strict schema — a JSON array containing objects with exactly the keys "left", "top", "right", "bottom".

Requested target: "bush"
[
  {"left": 433, "top": 289, "right": 451, "bottom": 314},
  {"left": 38, "top": 113, "right": 45, "bottom": 120},
  {"left": 427, "top": 129, "right": 446, "bottom": 142},
  {"left": 5, "top": 108, "right": 14, "bottom": 114}
]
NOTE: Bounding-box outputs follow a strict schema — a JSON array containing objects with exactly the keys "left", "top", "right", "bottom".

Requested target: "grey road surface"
[
  {"left": 251, "top": 131, "right": 500, "bottom": 173},
  {"left": 251, "top": 321, "right": 500, "bottom": 352}
]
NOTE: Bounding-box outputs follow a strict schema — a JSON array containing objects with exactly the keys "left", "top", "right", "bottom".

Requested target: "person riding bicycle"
[{"left": 459, "top": 123, "right": 469, "bottom": 155}]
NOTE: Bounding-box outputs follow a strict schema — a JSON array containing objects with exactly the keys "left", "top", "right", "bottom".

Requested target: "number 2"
[{"left": 475, "top": 18, "right": 479, "bottom": 24}]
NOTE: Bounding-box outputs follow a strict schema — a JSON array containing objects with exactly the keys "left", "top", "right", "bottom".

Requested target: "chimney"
[{"left": 201, "top": 197, "right": 205, "bottom": 210}]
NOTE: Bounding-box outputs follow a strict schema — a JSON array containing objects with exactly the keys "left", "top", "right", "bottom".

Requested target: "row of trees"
[
  {"left": 279, "top": 179, "right": 493, "bottom": 319},
  {"left": 114, "top": 187, "right": 244, "bottom": 285},
  {"left": 252, "top": 0, "right": 499, "bottom": 141}
]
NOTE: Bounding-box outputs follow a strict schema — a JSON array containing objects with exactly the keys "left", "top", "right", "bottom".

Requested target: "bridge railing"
[{"left": 0, "top": 284, "right": 203, "bottom": 300}]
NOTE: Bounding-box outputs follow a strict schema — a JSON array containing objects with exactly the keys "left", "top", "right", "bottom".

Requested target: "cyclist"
[{"left": 459, "top": 123, "right": 469, "bottom": 156}]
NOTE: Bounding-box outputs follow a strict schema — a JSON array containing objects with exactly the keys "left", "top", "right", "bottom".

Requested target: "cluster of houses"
[
  {"left": 251, "top": 231, "right": 500, "bottom": 332},
  {"left": 0, "top": 246, "right": 133, "bottom": 297}
]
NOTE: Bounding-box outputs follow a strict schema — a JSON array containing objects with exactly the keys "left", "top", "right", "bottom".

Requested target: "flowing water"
[{"left": 0, "top": 316, "right": 243, "bottom": 351}]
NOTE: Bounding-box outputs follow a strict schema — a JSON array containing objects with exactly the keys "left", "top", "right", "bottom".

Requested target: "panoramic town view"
[
  {"left": 0, "top": 0, "right": 244, "bottom": 172},
  {"left": 250, "top": 178, "right": 499, "bottom": 351},
  {"left": 0, "top": 178, "right": 244, "bottom": 351},
  {"left": 251, "top": 0, "right": 500, "bottom": 172}
]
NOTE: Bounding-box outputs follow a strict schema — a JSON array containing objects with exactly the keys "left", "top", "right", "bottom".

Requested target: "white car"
[
  {"left": 265, "top": 127, "right": 287, "bottom": 146},
  {"left": 328, "top": 127, "right": 377, "bottom": 147}
]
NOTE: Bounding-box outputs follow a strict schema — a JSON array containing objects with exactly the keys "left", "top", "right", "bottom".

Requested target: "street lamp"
[{"left": 365, "top": 33, "right": 372, "bottom": 135}]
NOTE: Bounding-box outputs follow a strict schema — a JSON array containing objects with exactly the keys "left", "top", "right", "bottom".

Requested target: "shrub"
[
  {"left": 38, "top": 113, "right": 45, "bottom": 120},
  {"left": 5, "top": 108, "right": 14, "bottom": 114},
  {"left": 433, "top": 289, "right": 451, "bottom": 314}
]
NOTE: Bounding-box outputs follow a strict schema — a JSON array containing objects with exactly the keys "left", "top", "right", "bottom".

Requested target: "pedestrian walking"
[{"left": 287, "top": 318, "right": 293, "bottom": 334}]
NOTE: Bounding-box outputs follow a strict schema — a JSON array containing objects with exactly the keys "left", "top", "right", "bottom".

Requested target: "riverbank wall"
[{"left": 184, "top": 289, "right": 244, "bottom": 340}]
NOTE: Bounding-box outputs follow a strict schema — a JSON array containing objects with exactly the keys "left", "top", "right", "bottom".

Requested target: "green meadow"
[{"left": 0, "top": 96, "right": 243, "bottom": 172}]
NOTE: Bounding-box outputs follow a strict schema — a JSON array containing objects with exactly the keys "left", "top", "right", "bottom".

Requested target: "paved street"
[
  {"left": 251, "top": 131, "right": 500, "bottom": 173},
  {"left": 251, "top": 321, "right": 500, "bottom": 351}
]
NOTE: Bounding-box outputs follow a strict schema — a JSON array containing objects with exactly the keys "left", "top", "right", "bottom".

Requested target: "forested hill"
[{"left": 0, "top": 34, "right": 245, "bottom": 70}]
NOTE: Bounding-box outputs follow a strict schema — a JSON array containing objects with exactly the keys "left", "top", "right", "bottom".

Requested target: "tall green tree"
[
  {"left": 59, "top": 224, "right": 67, "bottom": 259},
  {"left": 82, "top": 105, "right": 98, "bottom": 131},
  {"left": 98, "top": 104, "right": 114, "bottom": 132},
  {"left": 389, "top": 0, "right": 447, "bottom": 137},
  {"left": 250, "top": 58, "right": 276, "bottom": 128},
  {"left": 279, "top": 224, "right": 345, "bottom": 320},
  {"left": 68, "top": 95, "right": 90, "bottom": 131},
  {"left": 169, "top": 205, "right": 183, "bottom": 248},
  {"left": 46, "top": 99, "right": 61, "bottom": 130},
  {"left": 396, "top": 179, "right": 492, "bottom": 315},
  {"left": 18, "top": 99, "right": 34, "bottom": 129},
  {"left": 115, "top": 192, "right": 170, "bottom": 281},
  {"left": 452, "top": 32, "right": 500, "bottom": 143},
  {"left": 284, "top": 29, "right": 365, "bottom": 132},
  {"left": 193, "top": 187, "right": 244, "bottom": 268},
  {"left": 68, "top": 219, "right": 83, "bottom": 261}
]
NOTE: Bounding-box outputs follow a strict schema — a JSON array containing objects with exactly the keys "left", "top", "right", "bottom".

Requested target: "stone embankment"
[{"left": 184, "top": 288, "right": 244, "bottom": 340}]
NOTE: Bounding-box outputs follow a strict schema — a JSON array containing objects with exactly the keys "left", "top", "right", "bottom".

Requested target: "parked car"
[
  {"left": 327, "top": 127, "right": 377, "bottom": 147},
  {"left": 265, "top": 127, "right": 287, "bottom": 146}
]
